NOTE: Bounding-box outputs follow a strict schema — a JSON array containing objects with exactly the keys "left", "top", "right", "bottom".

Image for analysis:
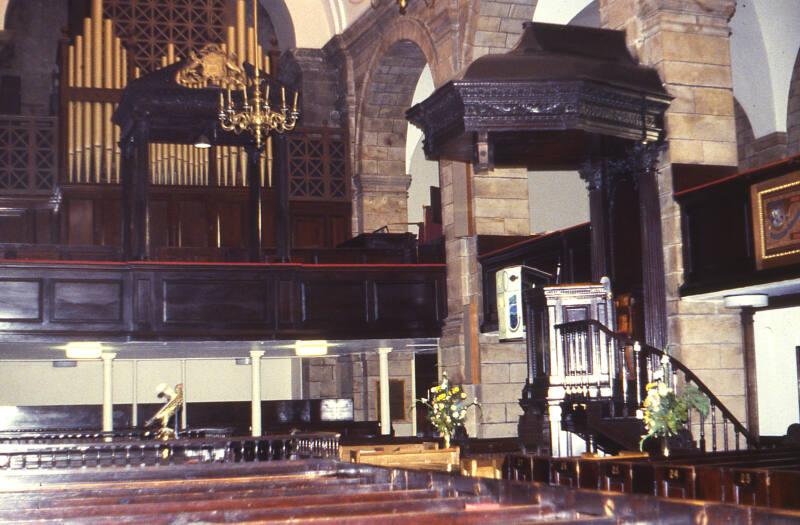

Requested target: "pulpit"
[{"left": 520, "top": 278, "right": 618, "bottom": 456}]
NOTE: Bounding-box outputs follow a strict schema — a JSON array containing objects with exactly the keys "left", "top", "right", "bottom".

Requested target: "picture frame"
[{"left": 750, "top": 170, "right": 800, "bottom": 270}]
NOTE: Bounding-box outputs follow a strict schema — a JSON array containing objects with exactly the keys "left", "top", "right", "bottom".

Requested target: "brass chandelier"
[
  {"left": 218, "top": 0, "right": 299, "bottom": 150},
  {"left": 371, "top": 0, "right": 433, "bottom": 15}
]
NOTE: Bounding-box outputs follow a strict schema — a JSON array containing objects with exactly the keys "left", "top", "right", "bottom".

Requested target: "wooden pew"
[
  {"left": 339, "top": 441, "right": 437, "bottom": 461},
  {"left": 351, "top": 446, "right": 460, "bottom": 472},
  {"left": 1, "top": 458, "right": 799, "bottom": 523}
]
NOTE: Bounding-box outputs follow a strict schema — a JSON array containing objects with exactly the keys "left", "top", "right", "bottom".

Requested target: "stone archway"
[
  {"left": 354, "top": 24, "right": 438, "bottom": 234},
  {"left": 788, "top": 48, "right": 800, "bottom": 156}
]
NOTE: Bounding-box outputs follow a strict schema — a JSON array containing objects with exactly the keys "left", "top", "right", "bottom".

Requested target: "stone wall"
[
  {"left": 599, "top": 0, "right": 747, "bottom": 428},
  {"left": 788, "top": 50, "right": 800, "bottom": 156},
  {"left": 476, "top": 334, "right": 527, "bottom": 438}
]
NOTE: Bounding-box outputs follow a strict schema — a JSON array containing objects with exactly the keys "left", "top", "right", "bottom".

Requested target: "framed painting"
[{"left": 751, "top": 170, "right": 800, "bottom": 269}]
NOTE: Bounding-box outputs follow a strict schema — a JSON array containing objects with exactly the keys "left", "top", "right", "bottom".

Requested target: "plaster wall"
[
  {"left": 0, "top": 357, "right": 297, "bottom": 407},
  {"left": 527, "top": 171, "right": 590, "bottom": 234},
  {"left": 753, "top": 306, "right": 800, "bottom": 436}
]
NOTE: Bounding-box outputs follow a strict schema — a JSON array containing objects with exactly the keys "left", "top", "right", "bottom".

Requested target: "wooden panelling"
[
  {"left": 67, "top": 199, "right": 94, "bottom": 245},
  {"left": 302, "top": 280, "right": 366, "bottom": 323},
  {"left": 0, "top": 280, "right": 41, "bottom": 321},
  {"left": 163, "top": 279, "right": 270, "bottom": 325},
  {"left": 0, "top": 262, "right": 445, "bottom": 340},
  {"left": 51, "top": 280, "right": 122, "bottom": 322},
  {"left": 374, "top": 281, "right": 439, "bottom": 323}
]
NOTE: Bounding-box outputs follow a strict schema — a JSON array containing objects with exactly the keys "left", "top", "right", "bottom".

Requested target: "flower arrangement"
[
  {"left": 638, "top": 355, "right": 709, "bottom": 453},
  {"left": 417, "top": 372, "right": 479, "bottom": 448}
]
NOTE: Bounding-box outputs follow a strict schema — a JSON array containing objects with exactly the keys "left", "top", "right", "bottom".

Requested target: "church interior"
[{"left": 0, "top": 0, "right": 799, "bottom": 522}]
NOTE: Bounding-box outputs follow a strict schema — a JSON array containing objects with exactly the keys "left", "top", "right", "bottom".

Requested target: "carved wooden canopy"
[{"left": 406, "top": 22, "right": 672, "bottom": 169}]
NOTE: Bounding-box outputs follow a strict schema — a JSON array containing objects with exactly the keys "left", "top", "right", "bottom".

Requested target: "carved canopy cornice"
[{"left": 406, "top": 22, "right": 672, "bottom": 169}]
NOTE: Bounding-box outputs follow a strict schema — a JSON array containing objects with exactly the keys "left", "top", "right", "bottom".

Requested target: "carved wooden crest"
[{"left": 175, "top": 44, "right": 246, "bottom": 89}]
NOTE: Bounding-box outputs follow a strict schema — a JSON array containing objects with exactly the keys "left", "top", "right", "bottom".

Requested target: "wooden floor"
[{"left": 1, "top": 459, "right": 800, "bottom": 524}]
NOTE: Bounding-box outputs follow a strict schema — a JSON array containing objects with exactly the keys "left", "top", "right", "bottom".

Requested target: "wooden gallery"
[{"left": 0, "top": 0, "right": 798, "bottom": 522}]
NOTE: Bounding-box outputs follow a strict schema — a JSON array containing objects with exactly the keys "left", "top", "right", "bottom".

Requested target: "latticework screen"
[
  {"left": 103, "top": 0, "right": 227, "bottom": 74},
  {"left": 0, "top": 116, "right": 56, "bottom": 192},
  {"left": 289, "top": 131, "right": 349, "bottom": 201}
]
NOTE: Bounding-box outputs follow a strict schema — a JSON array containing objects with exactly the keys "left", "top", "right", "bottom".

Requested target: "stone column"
[
  {"left": 101, "top": 352, "right": 116, "bottom": 432},
  {"left": 353, "top": 173, "right": 411, "bottom": 234},
  {"left": 377, "top": 347, "right": 392, "bottom": 435},
  {"left": 250, "top": 350, "right": 264, "bottom": 436},
  {"left": 600, "top": 0, "right": 747, "bottom": 426}
]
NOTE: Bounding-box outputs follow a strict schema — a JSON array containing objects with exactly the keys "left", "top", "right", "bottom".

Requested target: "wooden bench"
[
  {"left": 339, "top": 441, "right": 437, "bottom": 461},
  {"left": 0, "top": 457, "right": 799, "bottom": 523},
  {"left": 351, "top": 446, "right": 460, "bottom": 472}
]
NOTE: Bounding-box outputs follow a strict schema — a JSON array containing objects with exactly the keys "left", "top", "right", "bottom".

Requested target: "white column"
[
  {"left": 101, "top": 352, "right": 116, "bottom": 432},
  {"left": 250, "top": 350, "right": 265, "bottom": 436},
  {"left": 180, "top": 359, "right": 188, "bottom": 430},
  {"left": 378, "top": 347, "right": 392, "bottom": 436}
]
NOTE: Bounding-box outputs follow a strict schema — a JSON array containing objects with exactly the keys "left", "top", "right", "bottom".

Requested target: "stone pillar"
[
  {"left": 377, "top": 347, "right": 392, "bottom": 435},
  {"left": 101, "top": 352, "right": 116, "bottom": 432},
  {"left": 250, "top": 350, "right": 264, "bottom": 436},
  {"left": 353, "top": 173, "right": 411, "bottom": 234},
  {"left": 599, "top": 0, "right": 747, "bottom": 427}
]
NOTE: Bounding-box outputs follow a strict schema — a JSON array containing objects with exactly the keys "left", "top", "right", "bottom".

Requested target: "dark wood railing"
[
  {"left": 0, "top": 260, "right": 446, "bottom": 341},
  {"left": 555, "top": 319, "right": 756, "bottom": 452},
  {"left": 0, "top": 432, "right": 340, "bottom": 470}
]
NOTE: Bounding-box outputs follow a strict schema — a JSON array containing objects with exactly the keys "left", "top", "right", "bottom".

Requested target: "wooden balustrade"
[{"left": 553, "top": 319, "right": 756, "bottom": 453}]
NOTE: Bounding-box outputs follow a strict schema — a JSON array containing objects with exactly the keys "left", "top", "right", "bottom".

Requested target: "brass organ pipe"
[
  {"left": 221, "top": 146, "right": 228, "bottom": 186},
  {"left": 67, "top": 45, "right": 76, "bottom": 183},
  {"left": 114, "top": 37, "right": 123, "bottom": 183},
  {"left": 74, "top": 35, "right": 84, "bottom": 183},
  {"left": 215, "top": 146, "right": 222, "bottom": 187},
  {"left": 82, "top": 19, "right": 92, "bottom": 183},
  {"left": 267, "top": 136, "right": 273, "bottom": 187},
  {"left": 240, "top": 148, "right": 247, "bottom": 186},
  {"left": 169, "top": 143, "right": 176, "bottom": 185},
  {"left": 90, "top": 9, "right": 102, "bottom": 184},
  {"left": 167, "top": 42, "right": 175, "bottom": 64},
  {"left": 236, "top": 0, "right": 246, "bottom": 67},
  {"left": 104, "top": 19, "right": 114, "bottom": 183},
  {"left": 226, "top": 28, "right": 235, "bottom": 63}
]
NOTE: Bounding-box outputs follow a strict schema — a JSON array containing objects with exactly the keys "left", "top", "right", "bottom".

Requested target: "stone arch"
[
  {"left": 788, "top": 47, "right": 800, "bottom": 156},
  {"left": 353, "top": 17, "right": 444, "bottom": 234},
  {"left": 259, "top": 0, "right": 295, "bottom": 52},
  {"left": 734, "top": 97, "right": 756, "bottom": 169}
]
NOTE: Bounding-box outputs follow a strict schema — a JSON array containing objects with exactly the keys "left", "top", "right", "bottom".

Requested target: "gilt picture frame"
[{"left": 751, "top": 170, "right": 800, "bottom": 270}]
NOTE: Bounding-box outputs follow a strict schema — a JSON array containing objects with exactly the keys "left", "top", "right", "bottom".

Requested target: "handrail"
[
  {"left": 554, "top": 319, "right": 757, "bottom": 450},
  {"left": 637, "top": 341, "right": 756, "bottom": 449}
]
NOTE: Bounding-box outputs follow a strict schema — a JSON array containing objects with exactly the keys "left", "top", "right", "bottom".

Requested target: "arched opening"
[
  {"left": 734, "top": 97, "right": 757, "bottom": 169},
  {"left": 788, "top": 48, "right": 800, "bottom": 156},
  {"left": 357, "top": 38, "right": 430, "bottom": 235}
]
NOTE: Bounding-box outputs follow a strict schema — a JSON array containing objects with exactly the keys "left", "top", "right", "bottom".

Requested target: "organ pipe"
[{"left": 62, "top": 0, "right": 273, "bottom": 188}]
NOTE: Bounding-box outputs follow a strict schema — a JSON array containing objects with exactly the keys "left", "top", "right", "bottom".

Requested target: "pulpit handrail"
[{"left": 553, "top": 319, "right": 757, "bottom": 450}]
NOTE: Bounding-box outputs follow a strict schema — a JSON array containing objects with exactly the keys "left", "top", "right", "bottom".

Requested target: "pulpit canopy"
[{"left": 406, "top": 22, "right": 672, "bottom": 169}]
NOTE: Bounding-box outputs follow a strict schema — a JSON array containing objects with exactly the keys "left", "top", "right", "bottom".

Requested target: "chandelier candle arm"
[{"left": 215, "top": 0, "right": 300, "bottom": 150}]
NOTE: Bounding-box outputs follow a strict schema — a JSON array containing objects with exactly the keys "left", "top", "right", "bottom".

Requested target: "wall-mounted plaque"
[
  {"left": 751, "top": 170, "right": 800, "bottom": 270},
  {"left": 320, "top": 398, "right": 354, "bottom": 422}
]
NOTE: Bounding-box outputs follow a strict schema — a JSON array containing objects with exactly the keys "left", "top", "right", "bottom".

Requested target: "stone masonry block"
[
  {"left": 474, "top": 31, "right": 509, "bottom": 48},
  {"left": 694, "top": 87, "right": 735, "bottom": 116},
  {"left": 660, "top": 32, "right": 731, "bottom": 66},
  {"left": 675, "top": 314, "right": 742, "bottom": 346},
  {"left": 480, "top": 2, "right": 513, "bottom": 17},
  {"left": 479, "top": 403, "right": 507, "bottom": 423},
  {"left": 701, "top": 140, "right": 738, "bottom": 166},
  {"left": 474, "top": 197, "right": 529, "bottom": 219},
  {"left": 666, "top": 114, "right": 736, "bottom": 142},
  {"left": 481, "top": 383, "right": 524, "bottom": 403},
  {"left": 480, "top": 342, "right": 527, "bottom": 364},
  {"left": 479, "top": 422, "right": 518, "bottom": 439},
  {"left": 663, "top": 62, "right": 732, "bottom": 89},
  {"left": 481, "top": 363, "right": 510, "bottom": 383}
]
